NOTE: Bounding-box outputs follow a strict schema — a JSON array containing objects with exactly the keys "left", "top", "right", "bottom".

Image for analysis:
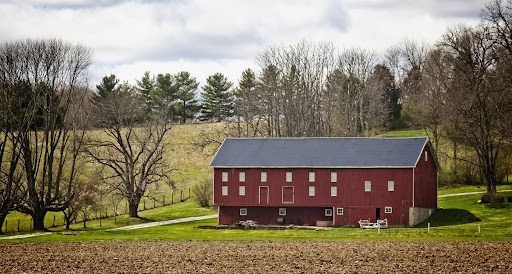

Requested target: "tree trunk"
[
  {"left": 0, "top": 213, "right": 7, "bottom": 235},
  {"left": 32, "top": 208, "right": 47, "bottom": 231},
  {"left": 128, "top": 201, "right": 139, "bottom": 218}
]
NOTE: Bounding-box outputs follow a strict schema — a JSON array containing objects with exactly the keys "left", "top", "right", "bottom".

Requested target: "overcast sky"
[{"left": 0, "top": 0, "right": 485, "bottom": 86}]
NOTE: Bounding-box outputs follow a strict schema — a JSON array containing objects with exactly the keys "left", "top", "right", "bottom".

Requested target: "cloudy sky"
[{"left": 0, "top": 0, "right": 485, "bottom": 86}]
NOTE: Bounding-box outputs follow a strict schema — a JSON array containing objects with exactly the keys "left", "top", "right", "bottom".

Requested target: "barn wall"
[
  {"left": 214, "top": 167, "right": 415, "bottom": 226},
  {"left": 219, "top": 206, "right": 333, "bottom": 225},
  {"left": 413, "top": 145, "right": 438, "bottom": 209}
]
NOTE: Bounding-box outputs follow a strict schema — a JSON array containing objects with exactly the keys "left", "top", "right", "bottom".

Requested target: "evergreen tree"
[
  {"left": 173, "top": 71, "right": 200, "bottom": 124},
  {"left": 136, "top": 71, "right": 156, "bottom": 113},
  {"left": 154, "top": 73, "right": 176, "bottom": 119},
  {"left": 95, "top": 74, "right": 120, "bottom": 101},
  {"left": 200, "top": 73, "right": 234, "bottom": 122}
]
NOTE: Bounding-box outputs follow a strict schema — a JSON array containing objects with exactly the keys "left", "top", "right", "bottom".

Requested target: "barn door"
[
  {"left": 282, "top": 186, "right": 294, "bottom": 204},
  {"left": 259, "top": 186, "right": 269, "bottom": 204}
]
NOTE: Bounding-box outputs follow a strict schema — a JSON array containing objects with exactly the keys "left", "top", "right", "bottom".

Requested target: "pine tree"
[
  {"left": 173, "top": 71, "right": 200, "bottom": 124},
  {"left": 154, "top": 73, "right": 176, "bottom": 119},
  {"left": 200, "top": 73, "right": 234, "bottom": 122},
  {"left": 95, "top": 74, "right": 120, "bottom": 101},
  {"left": 136, "top": 71, "right": 156, "bottom": 113}
]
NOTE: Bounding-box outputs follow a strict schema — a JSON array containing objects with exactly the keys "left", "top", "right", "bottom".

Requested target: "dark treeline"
[{"left": 0, "top": 0, "right": 511, "bottom": 232}]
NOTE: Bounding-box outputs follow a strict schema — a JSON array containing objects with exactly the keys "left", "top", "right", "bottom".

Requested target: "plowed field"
[{"left": 1, "top": 241, "right": 511, "bottom": 273}]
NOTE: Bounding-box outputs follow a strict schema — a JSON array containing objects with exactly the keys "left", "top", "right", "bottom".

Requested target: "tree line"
[{"left": 0, "top": 0, "right": 511, "bottom": 232}]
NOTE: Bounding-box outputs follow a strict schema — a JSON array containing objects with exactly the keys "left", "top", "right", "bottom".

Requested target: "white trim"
[
  {"left": 364, "top": 181, "right": 371, "bottom": 192},
  {"left": 412, "top": 168, "right": 415, "bottom": 207},
  {"left": 308, "top": 185, "right": 315, "bottom": 196},
  {"left": 211, "top": 165, "right": 417, "bottom": 169},
  {"left": 221, "top": 171, "right": 228, "bottom": 182},
  {"left": 258, "top": 186, "right": 269, "bottom": 204},
  {"left": 221, "top": 186, "right": 228, "bottom": 196},
  {"left": 239, "top": 171, "right": 245, "bottom": 182},
  {"left": 240, "top": 208, "right": 247, "bottom": 216},
  {"left": 413, "top": 138, "right": 429, "bottom": 167},
  {"left": 308, "top": 171, "right": 315, "bottom": 183},
  {"left": 279, "top": 208, "right": 287, "bottom": 216},
  {"left": 388, "top": 180, "right": 395, "bottom": 192},
  {"left": 424, "top": 151, "right": 428, "bottom": 161},
  {"left": 285, "top": 171, "right": 293, "bottom": 183},
  {"left": 282, "top": 186, "right": 294, "bottom": 204},
  {"left": 260, "top": 171, "right": 267, "bottom": 183},
  {"left": 325, "top": 208, "right": 333, "bottom": 217},
  {"left": 336, "top": 207, "right": 344, "bottom": 215},
  {"left": 332, "top": 206, "right": 336, "bottom": 225},
  {"left": 330, "top": 186, "right": 337, "bottom": 197},
  {"left": 239, "top": 185, "right": 246, "bottom": 196},
  {"left": 385, "top": 207, "right": 392, "bottom": 214},
  {"left": 330, "top": 172, "right": 337, "bottom": 183}
]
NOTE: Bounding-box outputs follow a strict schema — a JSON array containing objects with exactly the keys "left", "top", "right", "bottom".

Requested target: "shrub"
[
  {"left": 508, "top": 195, "right": 512, "bottom": 203},
  {"left": 481, "top": 193, "right": 491, "bottom": 203},
  {"left": 481, "top": 193, "right": 505, "bottom": 204},
  {"left": 192, "top": 178, "right": 212, "bottom": 208}
]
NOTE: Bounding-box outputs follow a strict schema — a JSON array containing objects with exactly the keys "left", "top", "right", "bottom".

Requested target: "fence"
[{"left": 1, "top": 188, "right": 192, "bottom": 234}]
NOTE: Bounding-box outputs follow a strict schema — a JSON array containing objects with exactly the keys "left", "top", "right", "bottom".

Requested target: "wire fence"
[{"left": 1, "top": 188, "right": 192, "bottom": 233}]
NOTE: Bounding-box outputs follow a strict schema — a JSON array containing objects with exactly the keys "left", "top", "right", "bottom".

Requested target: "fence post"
[
  {"left": 99, "top": 217, "right": 102, "bottom": 227},
  {"left": 172, "top": 192, "right": 174, "bottom": 204},
  {"left": 125, "top": 202, "right": 128, "bottom": 214},
  {"left": 153, "top": 199, "right": 156, "bottom": 208},
  {"left": 52, "top": 215, "right": 56, "bottom": 227},
  {"left": 428, "top": 223, "right": 430, "bottom": 234},
  {"left": 478, "top": 224, "right": 481, "bottom": 234},
  {"left": 189, "top": 188, "right": 191, "bottom": 199},
  {"left": 180, "top": 190, "right": 183, "bottom": 202},
  {"left": 144, "top": 200, "right": 146, "bottom": 210},
  {"left": 18, "top": 219, "right": 20, "bottom": 232},
  {"left": 163, "top": 195, "right": 166, "bottom": 206},
  {"left": 5, "top": 220, "right": 7, "bottom": 233}
]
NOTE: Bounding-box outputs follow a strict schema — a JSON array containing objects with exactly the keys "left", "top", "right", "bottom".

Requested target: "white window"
[
  {"left": 260, "top": 171, "right": 267, "bottom": 183},
  {"left": 239, "top": 186, "right": 246, "bottom": 196},
  {"left": 336, "top": 208, "right": 344, "bottom": 215},
  {"left": 364, "top": 181, "right": 371, "bottom": 192},
  {"left": 388, "top": 181, "right": 395, "bottom": 192},
  {"left": 325, "top": 209, "right": 333, "bottom": 217},
  {"left": 221, "top": 172, "right": 228, "bottom": 182},
  {"left": 330, "top": 186, "right": 337, "bottom": 197},
  {"left": 308, "top": 186, "right": 315, "bottom": 196},
  {"left": 309, "top": 172, "right": 315, "bottom": 183},
  {"left": 221, "top": 186, "right": 228, "bottom": 196},
  {"left": 425, "top": 151, "right": 428, "bottom": 161},
  {"left": 385, "top": 207, "right": 392, "bottom": 214},
  {"left": 239, "top": 172, "right": 245, "bottom": 182},
  {"left": 330, "top": 172, "right": 337, "bottom": 183},
  {"left": 286, "top": 172, "right": 293, "bottom": 183},
  {"left": 240, "top": 208, "right": 247, "bottom": 216},
  {"left": 279, "top": 208, "right": 287, "bottom": 216}
]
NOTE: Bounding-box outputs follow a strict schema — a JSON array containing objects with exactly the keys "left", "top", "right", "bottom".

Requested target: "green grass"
[{"left": 3, "top": 185, "right": 512, "bottom": 242}]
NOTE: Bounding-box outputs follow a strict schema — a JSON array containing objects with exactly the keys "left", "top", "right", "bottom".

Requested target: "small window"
[
  {"left": 388, "top": 181, "right": 395, "bottom": 192},
  {"left": 239, "top": 186, "right": 246, "bottom": 196},
  {"left": 221, "top": 186, "right": 228, "bottom": 196},
  {"left": 309, "top": 171, "right": 315, "bottom": 183},
  {"left": 261, "top": 171, "right": 267, "bottom": 183},
  {"left": 286, "top": 172, "right": 293, "bottom": 183},
  {"left": 240, "top": 208, "right": 247, "bottom": 216},
  {"left": 425, "top": 151, "right": 428, "bottom": 161},
  {"left": 330, "top": 186, "right": 337, "bottom": 197},
  {"left": 385, "top": 207, "right": 392, "bottom": 214},
  {"left": 308, "top": 186, "right": 315, "bottom": 196},
  {"left": 222, "top": 172, "right": 228, "bottom": 182},
  {"left": 279, "top": 208, "right": 286, "bottom": 216},
  {"left": 330, "top": 172, "right": 337, "bottom": 183},
  {"left": 325, "top": 209, "right": 333, "bottom": 217},
  {"left": 336, "top": 208, "right": 344, "bottom": 215},
  {"left": 239, "top": 172, "right": 245, "bottom": 182},
  {"left": 364, "top": 181, "right": 371, "bottom": 192}
]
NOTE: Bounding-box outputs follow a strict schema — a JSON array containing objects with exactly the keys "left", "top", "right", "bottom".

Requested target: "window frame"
[
  {"left": 385, "top": 207, "right": 392, "bottom": 214},
  {"left": 325, "top": 208, "right": 333, "bottom": 217},
  {"left": 239, "top": 185, "right": 246, "bottom": 196},
  {"left": 330, "top": 186, "right": 337, "bottom": 197},
  {"left": 425, "top": 151, "right": 428, "bottom": 161},
  {"left": 260, "top": 171, "right": 267, "bottom": 183},
  {"left": 308, "top": 171, "right": 315, "bottom": 183},
  {"left": 388, "top": 180, "right": 395, "bottom": 192},
  {"left": 239, "top": 171, "right": 245, "bottom": 182},
  {"left": 285, "top": 171, "right": 293, "bottom": 183},
  {"left": 279, "top": 208, "right": 287, "bottom": 216},
  {"left": 221, "top": 171, "right": 228, "bottom": 182},
  {"left": 308, "top": 185, "right": 315, "bottom": 197},
  {"left": 221, "top": 186, "right": 228, "bottom": 196},
  {"left": 336, "top": 208, "right": 344, "bottom": 215},
  {"left": 240, "top": 208, "right": 247, "bottom": 216},
  {"left": 364, "top": 181, "right": 372, "bottom": 192},
  {"left": 330, "top": 171, "right": 337, "bottom": 183}
]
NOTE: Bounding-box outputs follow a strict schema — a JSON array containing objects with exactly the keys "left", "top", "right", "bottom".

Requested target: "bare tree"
[
  {"left": 0, "top": 39, "right": 91, "bottom": 230},
  {"left": 87, "top": 85, "right": 173, "bottom": 218}
]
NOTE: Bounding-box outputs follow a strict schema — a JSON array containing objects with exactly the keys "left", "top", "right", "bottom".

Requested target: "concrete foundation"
[{"left": 409, "top": 207, "right": 435, "bottom": 227}]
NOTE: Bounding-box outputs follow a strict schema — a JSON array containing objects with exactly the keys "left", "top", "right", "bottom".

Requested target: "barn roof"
[{"left": 210, "top": 137, "right": 431, "bottom": 168}]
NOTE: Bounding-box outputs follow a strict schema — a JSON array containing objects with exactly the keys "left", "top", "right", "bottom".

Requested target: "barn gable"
[{"left": 210, "top": 137, "right": 430, "bottom": 168}]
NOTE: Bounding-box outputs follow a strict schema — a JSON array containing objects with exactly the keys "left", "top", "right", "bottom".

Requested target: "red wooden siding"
[{"left": 413, "top": 145, "right": 438, "bottom": 209}]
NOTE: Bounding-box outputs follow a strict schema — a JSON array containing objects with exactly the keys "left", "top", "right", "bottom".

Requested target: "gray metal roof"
[{"left": 210, "top": 137, "right": 429, "bottom": 168}]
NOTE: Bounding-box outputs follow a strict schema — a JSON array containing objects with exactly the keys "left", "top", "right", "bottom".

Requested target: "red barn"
[{"left": 210, "top": 137, "right": 438, "bottom": 227}]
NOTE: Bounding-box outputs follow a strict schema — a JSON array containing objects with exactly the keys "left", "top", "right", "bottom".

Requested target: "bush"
[
  {"left": 192, "top": 178, "right": 212, "bottom": 207},
  {"left": 508, "top": 195, "right": 512, "bottom": 203},
  {"left": 481, "top": 193, "right": 505, "bottom": 204}
]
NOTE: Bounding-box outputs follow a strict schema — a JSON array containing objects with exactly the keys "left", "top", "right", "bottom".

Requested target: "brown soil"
[{"left": 1, "top": 241, "right": 511, "bottom": 273}]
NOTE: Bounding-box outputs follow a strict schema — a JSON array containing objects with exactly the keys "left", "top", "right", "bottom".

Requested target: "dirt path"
[
  {"left": 0, "top": 232, "right": 52, "bottom": 240},
  {"left": 107, "top": 214, "right": 218, "bottom": 231},
  {"left": 438, "top": 189, "right": 512, "bottom": 198},
  {"left": 1, "top": 241, "right": 510, "bottom": 273}
]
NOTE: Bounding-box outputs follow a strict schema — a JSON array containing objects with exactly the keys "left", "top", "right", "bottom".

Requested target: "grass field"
[{"left": 2, "top": 184, "right": 511, "bottom": 242}]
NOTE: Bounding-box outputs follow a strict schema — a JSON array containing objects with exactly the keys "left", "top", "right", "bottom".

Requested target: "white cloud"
[{"left": 0, "top": 0, "right": 483, "bottom": 86}]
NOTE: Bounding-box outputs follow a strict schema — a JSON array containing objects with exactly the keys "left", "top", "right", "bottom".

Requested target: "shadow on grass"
[{"left": 416, "top": 208, "right": 481, "bottom": 227}]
